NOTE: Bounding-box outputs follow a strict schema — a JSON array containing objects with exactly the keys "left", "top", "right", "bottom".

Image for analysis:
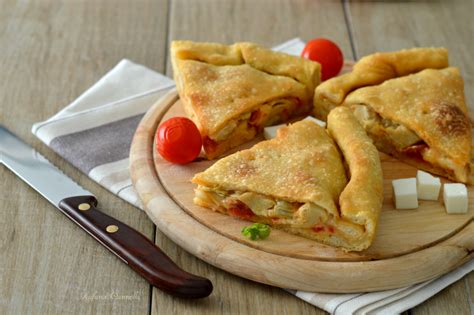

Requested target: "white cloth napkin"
[{"left": 32, "top": 38, "right": 473, "bottom": 314}]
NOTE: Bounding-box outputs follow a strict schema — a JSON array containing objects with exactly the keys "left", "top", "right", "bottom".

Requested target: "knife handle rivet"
[
  {"left": 78, "top": 203, "right": 91, "bottom": 211},
  {"left": 106, "top": 225, "right": 119, "bottom": 233}
]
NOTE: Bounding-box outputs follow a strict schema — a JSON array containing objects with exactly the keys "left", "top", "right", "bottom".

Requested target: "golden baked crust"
[
  {"left": 171, "top": 40, "right": 321, "bottom": 159},
  {"left": 343, "top": 67, "right": 472, "bottom": 183},
  {"left": 193, "top": 114, "right": 383, "bottom": 252},
  {"left": 327, "top": 107, "right": 383, "bottom": 250},
  {"left": 193, "top": 120, "right": 347, "bottom": 212},
  {"left": 313, "top": 47, "right": 449, "bottom": 120}
]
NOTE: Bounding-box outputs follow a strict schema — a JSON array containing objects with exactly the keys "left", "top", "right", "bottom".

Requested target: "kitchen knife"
[{"left": 0, "top": 126, "right": 213, "bottom": 298}]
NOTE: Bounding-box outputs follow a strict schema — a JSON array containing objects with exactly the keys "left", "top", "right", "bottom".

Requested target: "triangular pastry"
[
  {"left": 343, "top": 67, "right": 472, "bottom": 184},
  {"left": 192, "top": 107, "right": 383, "bottom": 251},
  {"left": 314, "top": 47, "right": 448, "bottom": 120},
  {"left": 171, "top": 40, "right": 321, "bottom": 159}
]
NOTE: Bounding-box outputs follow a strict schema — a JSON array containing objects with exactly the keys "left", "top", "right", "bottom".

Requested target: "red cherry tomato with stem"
[
  {"left": 156, "top": 117, "right": 202, "bottom": 164},
  {"left": 301, "top": 38, "right": 343, "bottom": 81}
]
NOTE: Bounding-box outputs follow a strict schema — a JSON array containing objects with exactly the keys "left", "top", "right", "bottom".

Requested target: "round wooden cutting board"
[{"left": 130, "top": 89, "right": 474, "bottom": 293}]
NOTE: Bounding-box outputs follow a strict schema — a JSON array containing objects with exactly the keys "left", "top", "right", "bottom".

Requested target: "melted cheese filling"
[
  {"left": 351, "top": 104, "right": 467, "bottom": 181},
  {"left": 195, "top": 186, "right": 364, "bottom": 239},
  {"left": 209, "top": 98, "right": 299, "bottom": 141}
]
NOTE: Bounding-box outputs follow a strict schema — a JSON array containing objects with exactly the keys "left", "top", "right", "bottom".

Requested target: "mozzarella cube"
[
  {"left": 392, "top": 178, "right": 418, "bottom": 209},
  {"left": 443, "top": 183, "right": 468, "bottom": 214},
  {"left": 304, "top": 116, "right": 326, "bottom": 127},
  {"left": 416, "top": 170, "right": 441, "bottom": 200},
  {"left": 263, "top": 123, "right": 285, "bottom": 140}
]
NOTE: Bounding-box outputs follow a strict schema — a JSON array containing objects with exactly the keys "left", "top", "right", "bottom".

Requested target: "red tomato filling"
[
  {"left": 312, "top": 225, "right": 335, "bottom": 234},
  {"left": 401, "top": 142, "right": 429, "bottom": 163},
  {"left": 312, "top": 226, "right": 325, "bottom": 233},
  {"left": 291, "top": 96, "right": 303, "bottom": 108},
  {"left": 248, "top": 97, "right": 303, "bottom": 129},
  {"left": 249, "top": 109, "right": 263, "bottom": 126},
  {"left": 203, "top": 136, "right": 218, "bottom": 152},
  {"left": 227, "top": 200, "right": 255, "bottom": 220}
]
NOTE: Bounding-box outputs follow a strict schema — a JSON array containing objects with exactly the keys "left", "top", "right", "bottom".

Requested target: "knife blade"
[{"left": 0, "top": 126, "right": 212, "bottom": 298}]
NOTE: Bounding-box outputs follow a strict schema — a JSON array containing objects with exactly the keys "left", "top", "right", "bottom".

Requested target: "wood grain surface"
[{"left": 0, "top": 0, "right": 472, "bottom": 314}]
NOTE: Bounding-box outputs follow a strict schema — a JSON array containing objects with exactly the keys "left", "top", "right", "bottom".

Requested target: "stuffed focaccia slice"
[
  {"left": 171, "top": 40, "right": 321, "bottom": 159},
  {"left": 192, "top": 108, "right": 383, "bottom": 251},
  {"left": 343, "top": 67, "right": 472, "bottom": 184},
  {"left": 314, "top": 47, "right": 448, "bottom": 120}
]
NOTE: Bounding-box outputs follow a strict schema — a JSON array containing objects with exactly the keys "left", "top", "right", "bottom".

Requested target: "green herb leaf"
[
  {"left": 241, "top": 223, "right": 271, "bottom": 240},
  {"left": 256, "top": 224, "right": 270, "bottom": 238}
]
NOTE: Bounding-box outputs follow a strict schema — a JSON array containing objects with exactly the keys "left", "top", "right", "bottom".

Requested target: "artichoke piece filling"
[
  {"left": 209, "top": 97, "right": 300, "bottom": 141},
  {"left": 195, "top": 186, "right": 328, "bottom": 227},
  {"left": 351, "top": 104, "right": 421, "bottom": 149},
  {"left": 194, "top": 186, "right": 365, "bottom": 239}
]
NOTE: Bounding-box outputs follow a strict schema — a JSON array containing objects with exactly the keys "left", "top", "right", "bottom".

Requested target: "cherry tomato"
[
  {"left": 301, "top": 38, "right": 343, "bottom": 81},
  {"left": 156, "top": 117, "right": 202, "bottom": 164}
]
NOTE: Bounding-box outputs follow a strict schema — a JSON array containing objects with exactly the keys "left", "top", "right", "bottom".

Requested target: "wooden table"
[{"left": 1, "top": 1, "right": 472, "bottom": 314}]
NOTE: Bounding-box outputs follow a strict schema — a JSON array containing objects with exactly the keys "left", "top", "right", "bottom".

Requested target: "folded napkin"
[{"left": 32, "top": 38, "right": 473, "bottom": 315}]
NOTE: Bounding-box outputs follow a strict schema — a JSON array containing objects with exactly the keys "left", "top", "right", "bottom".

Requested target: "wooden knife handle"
[{"left": 58, "top": 195, "right": 213, "bottom": 299}]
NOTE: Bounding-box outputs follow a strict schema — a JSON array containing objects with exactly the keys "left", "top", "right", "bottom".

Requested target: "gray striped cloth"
[{"left": 32, "top": 38, "right": 473, "bottom": 315}]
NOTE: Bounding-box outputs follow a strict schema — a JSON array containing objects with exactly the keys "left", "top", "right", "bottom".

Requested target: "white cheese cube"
[
  {"left": 392, "top": 178, "right": 418, "bottom": 209},
  {"left": 443, "top": 183, "right": 468, "bottom": 214},
  {"left": 264, "top": 117, "right": 325, "bottom": 140},
  {"left": 416, "top": 170, "right": 441, "bottom": 200},
  {"left": 263, "top": 124, "right": 286, "bottom": 140},
  {"left": 304, "top": 116, "right": 326, "bottom": 128}
]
